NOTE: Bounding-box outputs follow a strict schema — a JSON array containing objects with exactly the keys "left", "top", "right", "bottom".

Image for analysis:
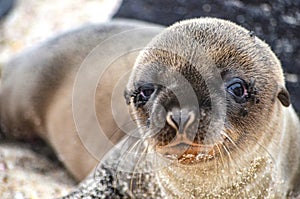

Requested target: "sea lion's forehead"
[{"left": 135, "top": 19, "right": 282, "bottom": 83}]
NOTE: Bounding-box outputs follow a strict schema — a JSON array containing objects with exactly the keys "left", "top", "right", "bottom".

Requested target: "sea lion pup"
[
  {"left": 0, "top": 19, "right": 163, "bottom": 181},
  {"left": 63, "top": 18, "right": 300, "bottom": 198}
]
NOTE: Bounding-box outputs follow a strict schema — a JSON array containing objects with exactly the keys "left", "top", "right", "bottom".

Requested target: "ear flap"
[{"left": 277, "top": 86, "right": 290, "bottom": 107}]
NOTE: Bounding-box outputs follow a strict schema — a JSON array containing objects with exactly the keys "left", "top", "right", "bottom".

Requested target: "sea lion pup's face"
[{"left": 125, "top": 18, "right": 290, "bottom": 167}]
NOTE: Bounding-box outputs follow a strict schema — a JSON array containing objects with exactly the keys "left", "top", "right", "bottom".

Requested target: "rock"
[
  {"left": 113, "top": 0, "right": 300, "bottom": 114},
  {"left": 0, "top": 0, "right": 15, "bottom": 20}
]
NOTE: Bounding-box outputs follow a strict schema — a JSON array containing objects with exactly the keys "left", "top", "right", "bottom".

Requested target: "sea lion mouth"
[{"left": 155, "top": 141, "right": 219, "bottom": 164}]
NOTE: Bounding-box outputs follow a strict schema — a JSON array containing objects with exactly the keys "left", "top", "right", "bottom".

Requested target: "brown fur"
[{"left": 125, "top": 18, "right": 300, "bottom": 197}]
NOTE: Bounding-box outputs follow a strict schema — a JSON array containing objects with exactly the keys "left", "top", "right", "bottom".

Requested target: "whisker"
[
  {"left": 114, "top": 135, "right": 142, "bottom": 181},
  {"left": 215, "top": 143, "right": 225, "bottom": 171},
  {"left": 220, "top": 131, "right": 238, "bottom": 150},
  {"left": 107, "top": 120, "right": 144, "bottom": 141},
  {"left": 220, "top": 131, "right": 245, "bottom": 170},
  {"left": 221, "top": 129, "right": 248, "bottom": 156},
  {"left": 220, "top": 141, "right": 233, "bottom": 172},
  {"left": 129, "top": 140, "right": 148, "bottom": 191},
  {"left": 212, "top": 145, "right": 222, "bottom": 184},
  {"left": 138, "top": 141, "right": 151, "bottom": 191},
  {"left": 244, "top": 135, "right": 275, "bottom": 166}
]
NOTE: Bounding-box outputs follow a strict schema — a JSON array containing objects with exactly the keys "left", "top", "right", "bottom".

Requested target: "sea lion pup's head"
[{"left": 125, "top": 18, "right": 290, "bottom": 177}]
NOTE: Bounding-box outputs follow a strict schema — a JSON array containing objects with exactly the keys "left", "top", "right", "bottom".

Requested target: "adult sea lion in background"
[
  {"left": 0, "top": 19, "right": 163, "bottom": 181},
  {"left": 64, "top": 18, "right": 300, "bottom": 198}
]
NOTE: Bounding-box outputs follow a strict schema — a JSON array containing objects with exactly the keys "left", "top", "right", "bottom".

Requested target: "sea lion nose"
[{"left": 166, "top": 108, "right": 196, "bottom": 134}]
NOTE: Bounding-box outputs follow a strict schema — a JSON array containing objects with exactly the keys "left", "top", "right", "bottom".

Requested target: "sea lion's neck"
[{"left": 156, "top": 156, "right": 285, "bottom": 198}]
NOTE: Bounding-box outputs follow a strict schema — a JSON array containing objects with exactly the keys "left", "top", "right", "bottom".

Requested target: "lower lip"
[{"left": 156, "top": 143, "right": 217, "bottom": 163}]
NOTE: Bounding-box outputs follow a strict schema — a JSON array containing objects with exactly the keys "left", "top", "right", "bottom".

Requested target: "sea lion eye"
[
  {"left": 229, "top": 83, "right": 244, "bottom": 97},
  {"left": 226, "top": 78, "right": 247, "bottom": 103},
  {"left": 140, "top": 84, "right": 155, "bottom": 99},
  {"left": 132, "top": 83, "right": 155, "bottom": 107}
]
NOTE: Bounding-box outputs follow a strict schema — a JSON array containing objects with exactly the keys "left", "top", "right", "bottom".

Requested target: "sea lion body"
[
  {"left": 1, "top": 17, "right": 300, "bottom": 198},
  {"left": 65, "top": 18, "right": 300, "bottom": 198},
  {"left": 0, "top": 20, "right": 163, "bottom": 180}
]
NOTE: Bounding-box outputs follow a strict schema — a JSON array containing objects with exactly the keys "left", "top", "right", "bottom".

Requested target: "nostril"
[
  {"left": 166, "top": 109, "right": 194, "bottom": 133},
  {"left": 166, "top": 112, "right": 179, "bottom": 130}
]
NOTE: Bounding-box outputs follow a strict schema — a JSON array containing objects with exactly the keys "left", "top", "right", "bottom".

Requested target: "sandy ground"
[
  {"left": 0, "top": 141, "right": 75, "bottom": 199},
  {"left": 0, "top": 0, "right": 121, "bottom": 198}
]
